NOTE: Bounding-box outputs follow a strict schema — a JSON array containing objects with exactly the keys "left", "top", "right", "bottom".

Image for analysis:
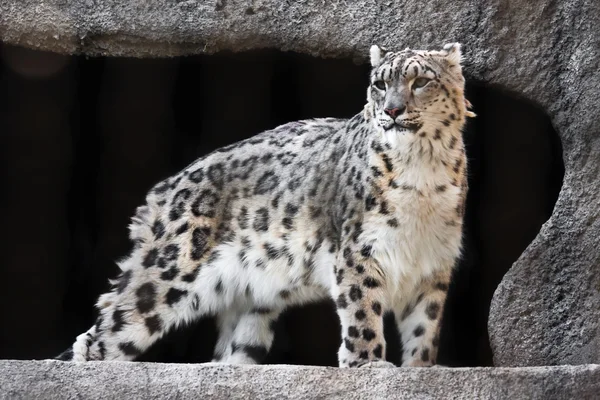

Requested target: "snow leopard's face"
[{"left": 365, "top": 43, "right": 473, "bottom": 137}]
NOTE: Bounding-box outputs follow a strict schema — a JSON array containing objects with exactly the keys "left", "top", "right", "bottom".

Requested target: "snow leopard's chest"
[{"left": 362, "top": 159, "right": 464, "bottom": 297}]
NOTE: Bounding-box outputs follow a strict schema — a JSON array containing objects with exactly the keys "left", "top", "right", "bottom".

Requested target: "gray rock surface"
[
  {"left": 0, "top": 360, "right": 598, "bottom": 400},
  {"left": 1, "top": 0, "right": 599, "bottom": 367}
]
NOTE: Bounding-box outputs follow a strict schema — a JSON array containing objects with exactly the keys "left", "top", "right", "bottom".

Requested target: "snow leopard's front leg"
[
  {"left": 333, "top": 243, "right": 392, "bottom": 368},
  {"left": 395, "top": 268, "right": 452, "bottom": 367}
]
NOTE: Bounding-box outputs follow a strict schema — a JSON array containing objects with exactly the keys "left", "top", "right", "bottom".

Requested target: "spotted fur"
[{"left": 56, "top": 43, "right": 473, "bottom": 368}]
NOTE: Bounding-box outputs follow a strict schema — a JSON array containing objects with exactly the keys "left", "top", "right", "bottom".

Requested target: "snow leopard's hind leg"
[
  {"left": 55, "top": 203, "right": 217, "bottom": 362},
  {"left": 55, "top": 263, "right": 207, "bottom": 362}
]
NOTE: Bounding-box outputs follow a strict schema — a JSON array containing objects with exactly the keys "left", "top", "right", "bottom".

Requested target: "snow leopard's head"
[{"left": 365, "top": 43, "right": 475, "bottom": 140}]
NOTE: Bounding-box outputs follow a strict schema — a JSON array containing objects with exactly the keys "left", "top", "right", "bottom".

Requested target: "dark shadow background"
[{"left": 0, "top": 44, "right": 564, "bottom": 367}]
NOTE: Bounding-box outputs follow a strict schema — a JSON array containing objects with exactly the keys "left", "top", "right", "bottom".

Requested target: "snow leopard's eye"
[
  {"left": 412, "top": 77, "right": 431, "bottom": 90},
  {"left": 373, "top": 80, "right": 386, "bottom": 91}
]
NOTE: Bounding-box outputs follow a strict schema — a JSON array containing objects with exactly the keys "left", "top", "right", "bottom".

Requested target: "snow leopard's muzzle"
[{"left": 376, "top": 109, "right": 422, "bottom": 133}]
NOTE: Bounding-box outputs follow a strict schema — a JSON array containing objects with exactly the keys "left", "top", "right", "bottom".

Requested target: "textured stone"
[
  {"left": 1, "top": 0, "right": 599, "bottom": 367},
  {"left": 0, "top": 360, "right": 598, "bottom": 400}
]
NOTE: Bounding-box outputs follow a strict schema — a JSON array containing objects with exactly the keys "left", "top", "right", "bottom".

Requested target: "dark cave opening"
[{"left": 0, "top": 45, "right": 564, "bottom": 366}]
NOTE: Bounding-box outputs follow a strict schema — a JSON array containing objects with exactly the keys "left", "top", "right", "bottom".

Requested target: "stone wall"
[{"left": 1, "top": 0, "right": 599, "bottom": 367}]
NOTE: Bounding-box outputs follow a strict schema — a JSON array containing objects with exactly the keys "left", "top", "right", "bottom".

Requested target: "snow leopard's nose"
[{"left": 384, "top": 106, "right": 405, "bottom": 119}]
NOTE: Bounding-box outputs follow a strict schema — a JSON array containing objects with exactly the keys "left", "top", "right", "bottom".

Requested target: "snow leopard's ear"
[
  {"left": 370, "top": 45, "right": 388, "bottom": 67},
  {"left": 442, "top": 42, "right": 463, "bottom": 66}
]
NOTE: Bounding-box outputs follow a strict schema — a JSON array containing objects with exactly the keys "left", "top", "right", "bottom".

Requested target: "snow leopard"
[{"left": 56, "top": 42, "right": 475, "bottom": 368}]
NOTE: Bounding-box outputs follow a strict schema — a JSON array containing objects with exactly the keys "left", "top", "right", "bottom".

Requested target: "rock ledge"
[{"left": 0, "top": 360, "right": 599, "bottom": 399}]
